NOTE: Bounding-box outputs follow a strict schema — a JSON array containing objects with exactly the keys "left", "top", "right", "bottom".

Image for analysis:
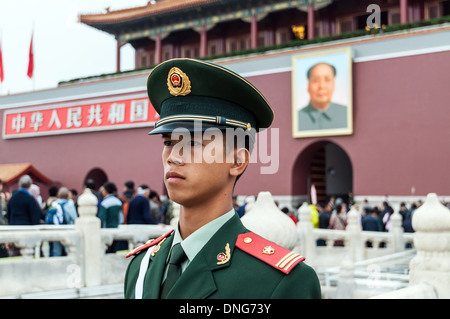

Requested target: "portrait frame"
[{"left": 292, "top": 47, "right": 353, "bottom": 138}]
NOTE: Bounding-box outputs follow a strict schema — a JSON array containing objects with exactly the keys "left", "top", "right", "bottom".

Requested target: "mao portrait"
[{"left": 292, "top": 48, "right": 353, "bottom": 138}]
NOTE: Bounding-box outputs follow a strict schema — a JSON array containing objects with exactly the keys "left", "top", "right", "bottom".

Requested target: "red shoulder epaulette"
[
  {"left": 126, "top": 229, "right": 174, "bottom": 258},
  {"left": 235, "top": 232, "right": 305, "bottom": 274}
]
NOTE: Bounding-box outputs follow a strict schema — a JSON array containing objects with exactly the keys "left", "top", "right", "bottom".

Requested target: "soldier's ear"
[{"left": 230, "top": 148, "right": 249, "bottom": 178}]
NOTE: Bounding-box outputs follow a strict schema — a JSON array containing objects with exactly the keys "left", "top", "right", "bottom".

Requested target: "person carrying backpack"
[{"left": 46, "top": 187, "right": 78, "bottom": 256}]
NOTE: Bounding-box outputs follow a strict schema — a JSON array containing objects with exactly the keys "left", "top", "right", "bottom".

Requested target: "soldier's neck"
[{"left": 178, "top": 197, "right": 233, "bottom": 240}]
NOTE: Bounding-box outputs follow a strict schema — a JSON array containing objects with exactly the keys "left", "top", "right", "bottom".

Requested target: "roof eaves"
[{"left": 79, "top": 0, "right": 218, "bottom": 25}]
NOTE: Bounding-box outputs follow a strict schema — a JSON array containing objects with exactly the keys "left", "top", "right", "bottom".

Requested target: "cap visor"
[{"left": 148, "top": 121, "right": 231, "bottom": 135}]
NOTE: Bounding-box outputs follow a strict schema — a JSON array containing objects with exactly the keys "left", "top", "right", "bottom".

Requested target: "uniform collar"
[
  {"left": 164, "top": 211, "right": 248, "bottom": 299},
  {"left": 171, "top": 208, "right": 235, "bottom": 264}
]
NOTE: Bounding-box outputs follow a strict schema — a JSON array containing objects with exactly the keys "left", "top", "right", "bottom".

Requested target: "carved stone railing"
[
  {"left": 301, "top": 193, "right": 448, "bottom": 299},
  {"left": 1, "top": 189, "right": 446, "bottom": 299},
  {"left": 0, "top": 225, "right": 80, "bottom": 258},
  {"left": 371, "top": 193, "right": 450, "bottom": 299},
  {"left": 0, "top": 188, "right": 169, "bottom": 298},
  {"left": 295, "top": 202, "right": 414, "bottom": 268},
  {"left": 0, "top": 225, "right": 82, "bottom": 296},
  {"left": 240, "top": 191, "right": 415, "bottom": 270},
  {"left": 242, "top": 191, "right": 426, "bottom": 299},
  {"left": 101, "top": 224, "right": 172, "bottom": 252}
]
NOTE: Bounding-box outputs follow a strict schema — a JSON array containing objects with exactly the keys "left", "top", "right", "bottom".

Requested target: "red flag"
[
  {"left": 27, "top": 33, "right": 34, "bottom": 79},
  {"left": 0, "top": 40, "right": 4, "bottom": 83}
]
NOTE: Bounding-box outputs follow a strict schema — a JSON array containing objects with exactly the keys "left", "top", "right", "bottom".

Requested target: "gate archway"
[
  {"left": 292, "top": 141, "right": 352, "bottom": 204},
  {"left": 84, "top": 168, "right": 108, "bottom": 191}
]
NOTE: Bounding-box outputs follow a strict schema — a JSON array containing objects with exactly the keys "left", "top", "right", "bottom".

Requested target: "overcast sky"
[{"left": 0, "top": 0, "right": 149, "bottom": 96}]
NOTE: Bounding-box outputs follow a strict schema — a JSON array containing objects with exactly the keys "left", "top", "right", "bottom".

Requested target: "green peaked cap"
[{"left": 146, "top": 58, "right": 274, "bottom": 135}]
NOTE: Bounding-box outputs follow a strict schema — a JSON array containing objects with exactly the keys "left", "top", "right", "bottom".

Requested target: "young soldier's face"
[{"left": 161, "top": 130, "right": 245, "bottom": 208}]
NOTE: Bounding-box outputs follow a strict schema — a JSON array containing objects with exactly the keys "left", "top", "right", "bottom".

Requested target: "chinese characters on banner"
[{"left": 3, "top": 96, "right": 159, "bottom": 139}]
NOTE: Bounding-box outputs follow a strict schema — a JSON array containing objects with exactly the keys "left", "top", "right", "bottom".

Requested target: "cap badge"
[{"left": 167, "top": 67, "right": 191, "bottom": 96}]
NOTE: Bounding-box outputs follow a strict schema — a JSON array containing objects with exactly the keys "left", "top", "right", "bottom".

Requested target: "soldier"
[{"left": 124, "top": 58, "right": 321, "bottom": 299}]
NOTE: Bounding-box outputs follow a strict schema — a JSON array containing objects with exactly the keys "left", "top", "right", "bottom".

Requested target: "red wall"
[
  {"left": 0, "top": 125, "right": 165, "bottom": 196},
  {"left": 235, "top": 50, "right": 450, "bottom": 197},
  {"left": 1, "top": 50, "right": 449, "bottom": 198}
]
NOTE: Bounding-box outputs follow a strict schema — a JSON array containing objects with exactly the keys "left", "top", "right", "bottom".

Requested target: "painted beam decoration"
[
  {"left": 118, "top": 0, "right": 324, "bottom": 44},
  {"left": 2, "top": 93, "right": 158, "bottom": 139}
]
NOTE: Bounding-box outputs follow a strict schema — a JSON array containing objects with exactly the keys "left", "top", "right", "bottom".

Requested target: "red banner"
[{"left": 3, "top": 95, "right": 159, "bottom": 139}]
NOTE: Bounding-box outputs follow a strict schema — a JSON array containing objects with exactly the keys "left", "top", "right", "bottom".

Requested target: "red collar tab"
[
  {"left": 126, "top": 229, "right": 174, "bottom": 258},
  {"left": 235, "top": 232, "right": 305, "bottom": 274}
]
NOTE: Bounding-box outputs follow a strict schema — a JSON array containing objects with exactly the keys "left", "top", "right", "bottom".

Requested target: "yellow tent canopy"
[{"left": 0, "top": 163, "right": 53, "bottom": 187}]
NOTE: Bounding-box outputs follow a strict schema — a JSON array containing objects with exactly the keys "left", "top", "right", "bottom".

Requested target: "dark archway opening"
[
  {"left": 84, "top": 168, "right": 108, "bottom": 191},
  {"left": 292, "top": 141, "right": 353, "bottom": 204}
]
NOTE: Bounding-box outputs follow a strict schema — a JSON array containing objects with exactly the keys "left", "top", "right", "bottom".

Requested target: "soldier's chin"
[
  {"left": 165, "top": 189, "right": 185, "bottom": 206},
  {"left": 167, "top": 191, "right": 204, "bottom": 210}
]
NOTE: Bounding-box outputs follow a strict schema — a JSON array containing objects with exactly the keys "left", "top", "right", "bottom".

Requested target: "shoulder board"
[
  {"left": 235, "top": 232, "right": 305, "bottom": 274},
  {"left": 126, "top": 229, "right": 174, "bottom": 258}
]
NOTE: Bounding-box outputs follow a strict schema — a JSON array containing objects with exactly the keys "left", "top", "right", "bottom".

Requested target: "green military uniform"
[
  {"left": 297, "top": 102, "right": 348, "bottom": 131},
  {"left": 124, "top": 211, "right": 321, "bottom": 299},
  {"left": 123, "top": 58, "right": 321, "bottom": 299}
]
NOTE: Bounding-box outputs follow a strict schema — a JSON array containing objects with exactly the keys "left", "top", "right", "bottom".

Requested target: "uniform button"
[{"left": 243, "top": 237, "right": 252, "bottom": 244}]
